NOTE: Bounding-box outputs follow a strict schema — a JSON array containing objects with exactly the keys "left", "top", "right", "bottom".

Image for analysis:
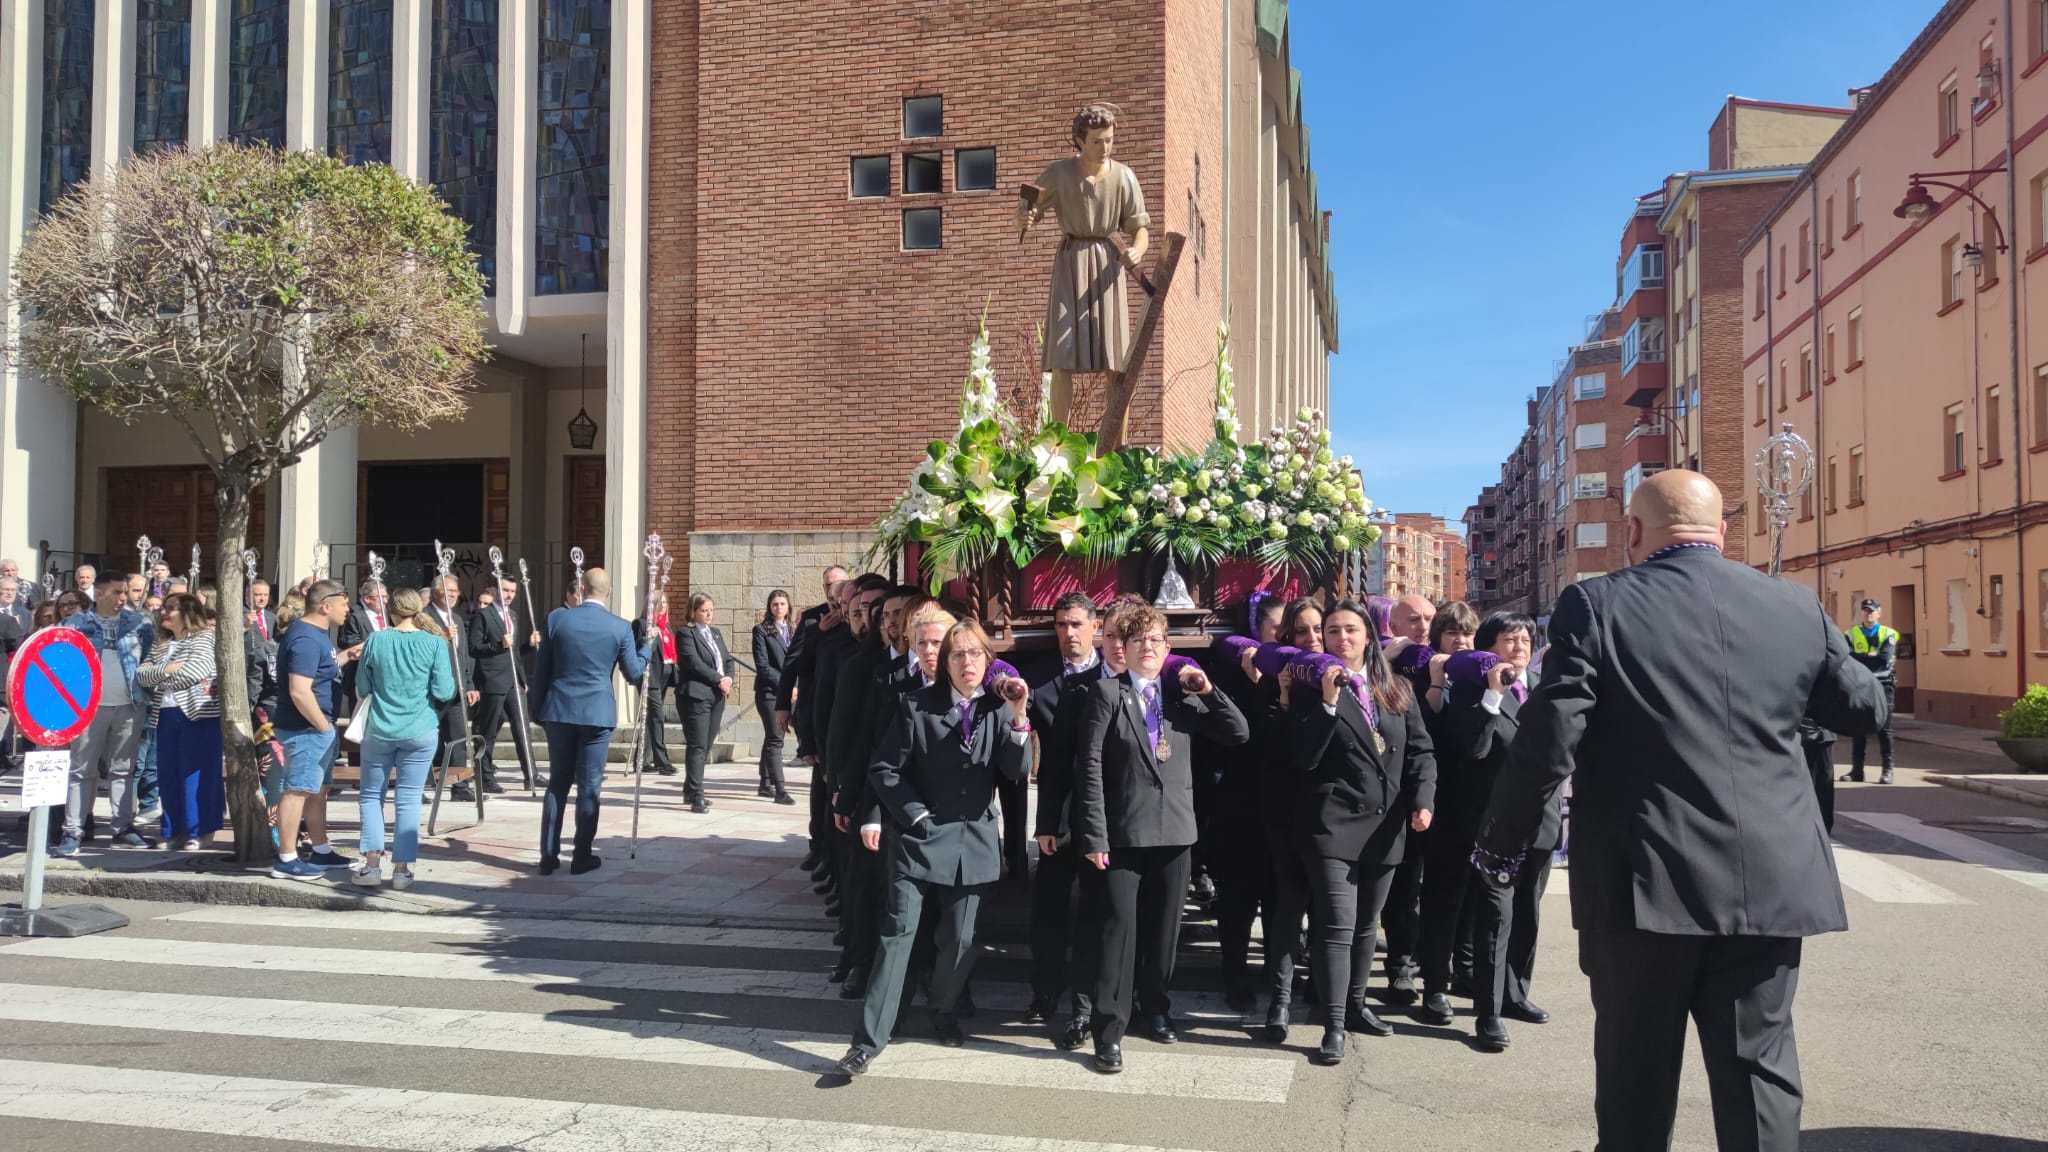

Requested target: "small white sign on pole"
[{"left": 21, "top": 750, "right": 68, "bottom": 808}]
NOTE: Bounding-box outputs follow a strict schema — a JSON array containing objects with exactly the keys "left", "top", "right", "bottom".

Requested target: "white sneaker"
[
  {"left": 390, "top": 870, "right": 415, "bottom": 892},
  {"left": 179, "top": 839, "right": 203, "bottom": 852},
  {"left": 350, "top": 863, "right": 383, "bottom": 889}
]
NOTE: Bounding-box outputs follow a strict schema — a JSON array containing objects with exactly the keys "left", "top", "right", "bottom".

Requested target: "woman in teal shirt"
[{"left": 353, "top": 586, "right": 457, "bottom": 889}]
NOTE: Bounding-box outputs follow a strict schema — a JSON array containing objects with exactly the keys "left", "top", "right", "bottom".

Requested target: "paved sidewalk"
[{"left": 1890, "top": 715, "right": 2008, "bottom": 763}]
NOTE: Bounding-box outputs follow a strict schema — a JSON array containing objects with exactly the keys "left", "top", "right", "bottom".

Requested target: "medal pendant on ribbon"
[
  {"left": 1155, "top": 738, "right": 1172, "bottom": 761},
  {"left": 1373, "top": 732, "right": 1388, "bottom": 755}
]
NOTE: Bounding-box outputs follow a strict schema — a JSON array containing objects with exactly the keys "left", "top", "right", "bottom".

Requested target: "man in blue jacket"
[{"left": 528, "top": 567, "right": 654, "bottom": 875}]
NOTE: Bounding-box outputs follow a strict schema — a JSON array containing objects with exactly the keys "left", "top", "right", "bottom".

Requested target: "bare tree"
[{"left": 11, "top": 143, "right": 485, "bottom": 861}]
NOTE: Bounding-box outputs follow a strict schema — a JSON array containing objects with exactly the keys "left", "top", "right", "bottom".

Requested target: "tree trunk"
[{"left": 211, "top": 472, "right": 267, "bottom": 862}]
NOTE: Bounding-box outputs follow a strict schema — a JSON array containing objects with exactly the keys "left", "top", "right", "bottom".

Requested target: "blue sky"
[{"left": 1294, "top": 0, "right": 1941, "bottom": 527}]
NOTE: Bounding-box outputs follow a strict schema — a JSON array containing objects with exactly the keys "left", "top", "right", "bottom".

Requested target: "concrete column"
[
  {"left": 277, "top": 421, "right": 357, "bottom": 588},
  {"left": 495, "top": 0, "right": 535, "bottom": 334},
  {"left": 284, "top": 0, "right": 330, "bottom": 153},
  {"left": 607, "top": 0, "right": 650, "bottom": 679},
  {"left": 1256, "top": 97, "right": 1277, "bottom": 437},
  {"left": 389, "top": 0, "right": 430, "bottom": 181},
  {"left": 189, "top": 0, "right": 229, "bottom": 143},
  {"left": 92, "top": 0, "right": 135, "bottom": 165},
  {"left": 0, "top": 0, "right": 80, "bottom": 569}
]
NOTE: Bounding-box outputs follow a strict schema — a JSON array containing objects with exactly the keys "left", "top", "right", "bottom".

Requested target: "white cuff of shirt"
[
  {"left": 1006, "top": 727, "right": 1030, "bottom": 745},
  {"left": 859, "top": 822, "right": 881, "bottom": 835},
  {"left": 1481, "top": 688, "right": 1504, "bottom": 714},
  {"left": 1322, "top": 701, "right": 1338, "bottom": 716}
]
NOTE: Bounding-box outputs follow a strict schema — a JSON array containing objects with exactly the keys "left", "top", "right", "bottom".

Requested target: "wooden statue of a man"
[{"left": 1015, "top": 104, "right": 1151, "bottom": 451}]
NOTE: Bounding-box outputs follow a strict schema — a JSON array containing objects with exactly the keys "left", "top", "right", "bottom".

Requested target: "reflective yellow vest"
[{"left": 1847, "top": 625, "right": 1898, "bottom": 654}]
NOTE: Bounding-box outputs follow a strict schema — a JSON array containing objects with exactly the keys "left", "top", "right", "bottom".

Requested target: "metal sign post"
[{"left": 1, "top": 627, "right": 129, "bottom": 937}]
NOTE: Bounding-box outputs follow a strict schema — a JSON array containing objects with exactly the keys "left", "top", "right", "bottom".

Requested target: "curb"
[{"left": 1929, "top": 774, "right": 2048, "bottom": 811}]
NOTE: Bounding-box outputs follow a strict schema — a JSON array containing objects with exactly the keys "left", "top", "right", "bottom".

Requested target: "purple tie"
[
  {"left": 1141, "top": 683, "right": 1161, "bottom": 744},
  {"left": 1511, "top": 681, "right": 1528, "bottom": 705},
  {"left": 957, "top": 697, "right": 975, "bottom": 748}
]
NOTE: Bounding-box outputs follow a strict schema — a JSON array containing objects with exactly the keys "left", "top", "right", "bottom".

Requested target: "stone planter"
[{"left": 1992, "top": 736, "right": 2048, "bottom": 773}]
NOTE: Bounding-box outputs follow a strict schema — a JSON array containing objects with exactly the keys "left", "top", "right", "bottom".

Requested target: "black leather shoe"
[
  {"left": 832, "top": 929, "right": 847, "bottom": 947},
  {"left": 1142, "top": 1015, "right": 1179, "bottom": 1044},
  {"left": 1384, "top": 970, "right": 1419, "bottom": 1006},
  {"left": 1347, "top": 1000, "right": 1394, "bottom": 1038},
  {"left": 1475, "top": 1014, "right": 1511, "bottom": 1051},
  {"left": 1502, "top": 1000, "right": 1550, "bottom": 1025},
  {"left": 1190, "top": 872, "right": 1217, "bottom": 904},
  {"left": 775, "top": 791, "right": 797, "bottom": 805},
  {"left": 833, "top": 1047, "right": 872, "bottom": 1077},
  {"left": 570, "top": 855, "right": 603, "bottom": 875},
  {"left": 839, "top": 967, "right": 868, "bottom": 998},
  {"left": 1262, "top": 998, "right": 1290, "bottom": 1045},
  {"left": 812, "top": 877, "right": 838, "bottom": 895},
  {"left": 800, "top": 850, "right": 823, "bottom": 873},
  {"left": 758, "top": 782, "right": 776, "bottom": 797},
  {"left": 654, "top": 766, "right": 678, "bottom": 776},
  {"left": 481, "top": 781, "right": 506, "bottom": 795},
  {"left": 1417, "top": 992, "right": 1455, "bottom": 1026},
  {"left": 1025, "top": 993, "right": 1057, "bottom": 1025},
  {"left": 1316, "top": 1027, "right": 1347, "bottom": 1065},
  {"left": 450, "top": 785, "right": 476, "bottom": 801},
  {"left": 933, "top": 1012, "right": 966, "bottom": 1047},
  {"left": 1838, "top": 770, "right": 1865, "bottom": 782},
  {"left": 1054, "top": 1015, "right": 1091, "bottom": 1051},
  {"left": 691, "top": 800, "right": 710, "bottom": 814},
  {"left": 828, "top": 961, "right": 851, "bottom": 984},
  {"left": 1092, "top": 1040, "right": 1123, "bottom": 1074},
  {"left": 537, "top": 855, "right": 560, "bottom": 876},
  {"left": 824, "top": 900, "right": 841, "bottom": 919},
  {"left": 1879, "top": 768, "right": 1895, "bottom": 784}
]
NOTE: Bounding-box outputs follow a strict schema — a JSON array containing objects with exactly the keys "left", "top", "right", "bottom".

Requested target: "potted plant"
[{"left": 1994, "top": 684, "right": 2048, "bottom": 772}]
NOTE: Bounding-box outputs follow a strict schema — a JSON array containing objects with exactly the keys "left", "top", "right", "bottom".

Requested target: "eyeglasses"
[
  {"left": 948, "top": 648, "right": 988, "bottom": 663},
  {"left": 1131, "top": 634, "right": 1170, "bottom": 650},
  {"left": 320, "top": 592, "right": 348, "bottom": 605}
]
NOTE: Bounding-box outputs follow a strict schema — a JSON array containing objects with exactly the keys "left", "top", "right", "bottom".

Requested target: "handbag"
[{"left": 343, "top": 694, "right": 372, "bottom": 745}]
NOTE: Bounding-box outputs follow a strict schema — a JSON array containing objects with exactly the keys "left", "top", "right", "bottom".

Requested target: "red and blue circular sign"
[{"left": 8, "top": 627, "right": 103, "bottom": 747}]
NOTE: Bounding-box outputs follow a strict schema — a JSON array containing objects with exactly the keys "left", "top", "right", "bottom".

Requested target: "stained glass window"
[
  {"left": 536, "top": 0, "right": 610, "bottom": 295},
  {"left": 431, "top": 0, "right": 498, "bottom": 288},
  {"left": 133, "top": 1, "right": 192, "bottom": 155},
  {"left": 39, "top": 1, "right": 94, "bottom": 214},
  {"left": 329, "top": 0, "right": 393, "bottom": 166},
  {"left": 228, "top": 0, "right": 289, "bottom": 148}
]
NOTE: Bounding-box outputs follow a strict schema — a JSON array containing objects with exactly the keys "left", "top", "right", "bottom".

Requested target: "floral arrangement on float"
[{"left": 868, "top": 310, "right": 1380, "bottom": 597}]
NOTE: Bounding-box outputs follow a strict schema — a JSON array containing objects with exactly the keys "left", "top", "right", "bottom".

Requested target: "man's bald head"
[
  {"left": 582, "top": 567, "right": 613, "bottom": 603},
  {"left": 1390, "top": 595, "right": 1435, "bottom": 643},
  {"left": 1629, "top": 470, "right": 1726, "bottom": 558}
]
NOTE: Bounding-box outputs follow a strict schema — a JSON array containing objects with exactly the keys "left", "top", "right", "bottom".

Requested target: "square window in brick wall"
[
  {"left": 904, "top": 152, "right": 942, "bottom": 195},
  {"left": 904, "top": 96, "right": 942, "bottom": 139},
  {"left": 955, "top": 148, "right": 995, "bottom": 191},
  {"left": 850, "top": 155, "right": 890, "bottom": 198},
  {"left": 903, "top": 207, "right": 942, "bottom": 250}
]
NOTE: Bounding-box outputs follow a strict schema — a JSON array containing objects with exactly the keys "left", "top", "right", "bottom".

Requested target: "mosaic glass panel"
[
  {"left": 329, "top": 0, "right": 393, "bottom": 165},
  {"left": 133, "top": 1, "right": 192, "bottom": 155},
  {"left": 536, "top": 0, "right": 610, "bottom": 295},
  {"left": 39, "top": 0, "right": 95, "bottom": 214},
  {"left": 431, "top": 0, "right": 499, "bottom": 287},
  {"left": 228, "top": 0, "right": 289, "bottom": 148}
]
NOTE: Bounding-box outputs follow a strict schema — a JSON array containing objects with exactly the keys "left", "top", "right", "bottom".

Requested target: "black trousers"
[
  {"left": 1382, "top": 835, "right": 1427, "bottom": 977},
  {"left": 1419, "top": 816, "right": 1484, "bottom": 995},
  {"left": 1085, "top": 843, "right": 1192, "bottom": 1045},
  {"left": 808, "top": 757, "right": 835, "bottom": 871},
  {"left": 837, "top": 828, "right": 886, "bottom": 970},
  {"left": 852, "top": 870, "right": 982, "bottom": 1057},
  {"left": 1029, "top": 841, "right": 1096, "bottom": 1016},
  {"left": 996, "top": 776, "right": 1029, "bottom": 877},
  {"left": 1471, "top": 846, "right": 1551, "bottom": 1017},
  {"left": 1580, "top": 930, "right": 1806, "bottom": 1152},
  {"left": 1849, "top": 681, "right": 1896, "bottom": 773},
  {"left": 1306, "top": 850, "right": 1400, "bottom": 1028},
  {"left": 1264, "top": 824, "right": 1312, "bottom": 1006},
  {"left": 754, "top": 696, "right": 786, "bottom": 790},
  {"left": 1213, "top": 816, "right": 1272, "bottom": 994},
  {"left": 1804, "top": 740, "right": 1836, "bottom": 832},
  {"left": 679, "top": 693, "right": 719, "bottom": 803},
  {"left": 472, "top": 691, "right": 533, "bottom": 789}
]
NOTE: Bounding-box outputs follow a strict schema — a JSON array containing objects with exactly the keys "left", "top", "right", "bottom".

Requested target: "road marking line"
[
  {"left": 1841, "top": 812, "right": 2048, "bottom": 895},
  {"left": 0, "top": 1059, "right": 1218, "bottom": 1152},
  {"left": 0, "top": 983, "right": 1292, "bottom": 1102},
  {"left": 1830, "top": 843, "right": 1972, "bottom": 904}
]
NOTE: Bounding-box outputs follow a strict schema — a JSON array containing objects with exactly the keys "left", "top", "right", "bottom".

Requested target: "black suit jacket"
[
  {"left": 1289, "top": 685, "right": 1436, "bottom": 864},
  {"left": 674, "top": 622, "right": 733, "bottom": 703},
  {"left": 775, "top": 601, "right": 831, "bottom": 714},
  {"left": 1073, "top": 671, "right": 1250, "bottom": 854},
  {"left": 427, "top": 604, "right": 478, "bottom": 700},
  {"left": 468, "top": 598, "right": 536, "bottom": 696},
  {"left": 1445, "top": 683, "right": 1561, "bottom": 850},
  {"left": 1030, "top": 657, "right": 1113, "bottom": 839},
  {"left": 337, "top": 603, "right": 382, "bottom": 697},
  {"left": 752, "top": 622, "right": 791, "bottom": 701},
  {"left": 809, "top": 625, "right": 860, "bottom": 766},
  {"left": 825, "top": 638, "right": 889, "bottom": 810},
  {"left": 871, "top": 682, "right": 1031, "bottom": 886},
  {"left": 1477, "top": 545, "right": 1888, "bottom": 937}
]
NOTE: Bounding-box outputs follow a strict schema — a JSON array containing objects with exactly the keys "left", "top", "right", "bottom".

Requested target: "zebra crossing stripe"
[
  {"left": 0, "top": 1059, "right": 1219, "bottom": 1152},
  {"left": 1829, "top": 843, "right": 1971, "bottom": 905},
  {"left": 0, "top": 982, "right": 1293, "bottom": 1103},
  {"left": 1842, "top": 812, "right": 2048, "bottom": 895}
]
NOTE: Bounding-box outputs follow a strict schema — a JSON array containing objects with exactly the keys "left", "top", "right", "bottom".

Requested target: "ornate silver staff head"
[
  {"left": 189, "top": 543, "right": 202, "bottom": 587},
  {"left": 488, "top": 545, "right": 506, "bottom": 581},
  {"left": 42, "top": 562, "right": 57, "bottom": 599},
  {"left": 660, "top": 554, "right": 674, "bottom": 589},
  {"left": 135, "top": 535, "right": 152, "bottom": 575},
  {"left": 641, "top": 535, "right": 664, "bottom": 614},
  {"left": 1753, "top": 422, "right": 1816, "bottom": 577},
  {"left": 367, "top": 550, "right": 386, "bottom": 592},
  {"left": 570, "top": 546, "right": 585, "bottom": 590},
  {"left": 242, "top": 549, "right": 259, "bottom": 608},
  {"left": 432, "top": 538, "right": 451, "bottom": 580},
  {"left": 312, "top": 541, "right": 330, "bottom": 582},
  {"left": 518, "top": 557, "right": 531, "bottom": 585}
]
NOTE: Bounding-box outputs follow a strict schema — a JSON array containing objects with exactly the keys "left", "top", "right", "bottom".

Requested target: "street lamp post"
[{"left": 1893, "top": 167, "right": 2010, "bottom": 252}]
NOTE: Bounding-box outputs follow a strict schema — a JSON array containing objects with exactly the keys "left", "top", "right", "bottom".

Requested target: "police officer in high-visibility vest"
[{"left": 1841, "top": 598, "right": 1899, "bottom": 784}]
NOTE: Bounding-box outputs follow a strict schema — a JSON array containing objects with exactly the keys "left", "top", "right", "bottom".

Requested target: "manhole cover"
[{"left": 1929, "top": 817, "right": 2048, "bottom": 835}]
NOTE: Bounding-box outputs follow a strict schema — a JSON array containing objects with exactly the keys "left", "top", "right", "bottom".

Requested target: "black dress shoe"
[
  {"left": 1475, "top": 1014, "right": 1511, "bottom": 1051},
  {"left": 450, "top": 785, "right": 476, "bottom": 801},
  {"left": 1142, "top": 1015, "right": 1179, "bottom": 1044},
  {"left": 691, "top": 800, "right": 710, "bottom": 814},
  {"left": 537, "top": 855, "right": 560, "bottom": 876},
  {"left": 839, "top": 967, "right": 868, "bottom": 998},
  {"left": 1025, "top": 993, "right": 1057, "bottom": 1025},
  {"left": 1092, "top": 1040, "right": 1123, "bottom": 1074},
  {"left": 1417, "top": 992, "right": 1455, "bottom": 1026},
  {"left": 1838, "top": 770, "right": 1865, "bottom": 782},
  {"left": 1502, "top": 1000, "right": 1550, "bottom": 1025},
  {"left": 812, "top": 877, "right": 837, "bottom": 895},
  {"left": 481, "top": 781, "right": 506, "bottom": 795},
  {"left": 1384, "top": 970, "right": 1419, "bottom": 1006},
  {"left": 1316, "top": 1027, "right": 1347, "bottom": 1065},
  {"left": 1190, "top": 872, "right": 1217, "bottom": 904},
  {"left": 570, "top": 855, "right": 603, "bottom": 875},
  {"left": 758, "top": 782, "right": 776, "bottom": 797},
  {"left": 775, "top": 791, "right": 797, "bottom": 805},
  {"left": 833, "top": 1047, "right": 872, "bottom": 1077},
  {"left": 800, "top": 850, "right": 823, "bottom": 873},
  {"left": 828, "top": 961, "right": 851, "bottom": 984},
  {"left": 824, "top": 899, "right": 841, "bottom": 919},
  {"left": 1262, "top": 998, "right": 1290, "bottom": 1045},
  {"left": 1347, "top": 1000, "right": 1394, "bottom": 1038},
  {"left": 933, "top": 1012, "right": 966, "bottom": 1047},
  {"left": 832, "top": 929, "right": 847, "bottom": 947},
  {"left": 654, "top": 766, "right": 678, "bottom": 776},
  {"left": 1054, "top": 1015, "right": 1092, "bottom": 1051}
]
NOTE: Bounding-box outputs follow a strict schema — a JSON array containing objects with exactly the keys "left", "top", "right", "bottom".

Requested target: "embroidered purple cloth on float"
[
  {"left": 1443, "top": 649, "right": 1506, "bottom": 687},
  {"left": 1250, "top": 642, "right": 1305, "bottom": 679},
  {"left": 1389, "top": 643, "right": 1437, "bottom": 678}
]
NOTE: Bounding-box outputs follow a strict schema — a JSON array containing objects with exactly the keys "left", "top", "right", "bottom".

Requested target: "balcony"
[
  {"left": 1624, "top": 420, "right": 1669, "bottom": 469},
  {"left": 1621, "top": 320, "right": 1668, "bottom": 406}
]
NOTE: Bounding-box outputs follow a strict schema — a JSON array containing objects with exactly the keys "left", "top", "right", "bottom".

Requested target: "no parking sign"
[{"left": 7, "top": 627, "right": 103, "bottom": 747}]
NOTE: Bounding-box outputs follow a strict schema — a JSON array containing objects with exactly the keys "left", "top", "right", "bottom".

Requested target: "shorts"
[{"left": 271, "top": 727, "right": 339, "bottom": 797}]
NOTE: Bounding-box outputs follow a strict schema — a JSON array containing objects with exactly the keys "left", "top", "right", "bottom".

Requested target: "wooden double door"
[{"left": 105, "top": 467, "right": 269, "bottom": 580}]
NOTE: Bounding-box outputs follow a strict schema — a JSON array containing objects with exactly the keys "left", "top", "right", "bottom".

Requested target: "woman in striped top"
[{"left": 137, "top": 592, "right": 223, "bottom": 852}]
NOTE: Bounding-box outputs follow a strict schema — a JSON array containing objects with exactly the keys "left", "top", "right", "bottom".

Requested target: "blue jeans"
[
  {"left": 358, "top": 729, "right": 436, "bottom": 863},
  {"left": 271, "top": 727, "right": 339, "bottom": 799},
  {"left": 136, "top": 725, "right": 160, "bottom": 813},
  {"left": 540, "top": 722, "right": 611, "bottom": 863}
]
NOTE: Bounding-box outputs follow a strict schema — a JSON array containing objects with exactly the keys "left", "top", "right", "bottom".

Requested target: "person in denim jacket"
[{"left": 56, "top": 580, "right": 157, "bottom": 853}]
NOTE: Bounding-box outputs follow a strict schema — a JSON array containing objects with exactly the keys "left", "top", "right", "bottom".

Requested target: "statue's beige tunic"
[{"left": 1035, "top": 157, "right": 1150, "bottom": 374}]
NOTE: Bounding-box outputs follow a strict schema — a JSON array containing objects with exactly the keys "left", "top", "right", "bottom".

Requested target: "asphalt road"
[{"left": 1, "top": 749, "right": 2045, "bottom": 1152}]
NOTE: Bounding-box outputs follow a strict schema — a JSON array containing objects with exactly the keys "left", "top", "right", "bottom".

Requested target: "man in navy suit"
[{"left": 528, "top": 567, "right": 654, "bottom": 875}]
